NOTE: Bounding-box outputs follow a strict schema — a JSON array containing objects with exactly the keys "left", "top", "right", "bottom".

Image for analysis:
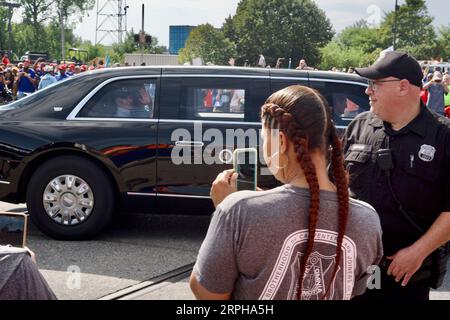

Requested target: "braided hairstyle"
[{"left": 260, "top": 85, "right": 349, "bottom": 300}]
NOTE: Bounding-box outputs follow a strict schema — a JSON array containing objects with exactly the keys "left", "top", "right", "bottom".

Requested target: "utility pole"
[
  {"left": 60, "top": 1, "right": 65, "bottom": 61},
  {"left": 140, "top": 3, "right": 144, "bottom": 65},
  {"left": 95, "top": 0, "right": 127, "bottom": 44},
  {"left": 0, "top": 1, "right": 20, "bottom": 53},
  {"left": 393, "top": 0, "right": 399, "bottom": 50},
  {"left": 124, "top": 4, "right": 129, "bottom": 34}
]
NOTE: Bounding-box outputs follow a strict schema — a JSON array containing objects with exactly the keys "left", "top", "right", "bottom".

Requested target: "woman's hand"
[
  {"left": 24, "top": 246, "right": 37, "bottom": 264},
  {"left": 210, "top": 169, "right": 238, "bottom": 208}
]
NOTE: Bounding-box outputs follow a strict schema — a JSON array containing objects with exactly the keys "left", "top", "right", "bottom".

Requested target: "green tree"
[
  {"left": 435, "top": 25, "right": 450, "bottom": 61},
  {"left": 338, "top": 20, "right": 386, "bottom": 54},
  {"left": 319, "top": 41, "right": 381, "bottom": 70},
  {"left": 379, "top": 0, "right": 436, "bottom": 59},
  {"left": 19, "top": 0, "right": 54, "bottom": 48},
  {"left": 222, "top": 0, "right": 334, "bottom": 67},
  {"left": 11, "top": 0, "right": 93, "bottom": 59},
  {"left": 0, "top": 7, "right": 8, "bottom": 51},
  {"left": 178, "top": 23, "right": 236, "bottom": 65},
  {"left": 10, "top": 21, "right": 80, "bottom": 60}
]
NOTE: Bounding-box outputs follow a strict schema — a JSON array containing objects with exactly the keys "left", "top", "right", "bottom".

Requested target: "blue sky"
[{"left": 74, "top": 0, "right": 448, "bottom": 46}]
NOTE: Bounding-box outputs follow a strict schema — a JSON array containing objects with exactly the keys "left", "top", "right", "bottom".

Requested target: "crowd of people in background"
[
  {"left": 0, "top": 53, "right": 110, "bottom": 104},
  {"left": 420, "top": 66, "right": 450, "bottom": 117}
]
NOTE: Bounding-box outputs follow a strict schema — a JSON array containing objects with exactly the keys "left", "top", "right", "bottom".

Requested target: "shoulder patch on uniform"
[{"left": 418, "top": 144, "right": 436, "bottom": 162}]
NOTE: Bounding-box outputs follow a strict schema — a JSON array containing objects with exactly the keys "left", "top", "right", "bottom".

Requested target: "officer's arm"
[{"left": 411, "top": 212, "right": 450, "bottom": 259}]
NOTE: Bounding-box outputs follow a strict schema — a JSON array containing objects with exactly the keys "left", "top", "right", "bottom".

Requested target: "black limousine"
[{"left": 0, "top": 66, "right": 369, "bottom": 239}]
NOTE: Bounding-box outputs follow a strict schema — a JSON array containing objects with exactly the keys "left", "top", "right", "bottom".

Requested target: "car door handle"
[{"left": 175, "top": 141, "right": 204, "bottom": 147}]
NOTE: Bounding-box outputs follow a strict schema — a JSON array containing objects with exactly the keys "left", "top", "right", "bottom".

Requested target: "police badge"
[{"left": 418, "top": 144, "right": 436, "bottom": 162}]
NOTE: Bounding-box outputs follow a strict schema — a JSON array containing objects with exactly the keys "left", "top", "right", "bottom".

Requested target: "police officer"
[{"left": 344, "top": 51, "right": 450, "bottom": 300}]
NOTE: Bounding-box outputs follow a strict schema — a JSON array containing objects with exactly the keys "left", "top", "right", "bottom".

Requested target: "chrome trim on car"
[
  {"left": 158, "top": 193, "right": 211, "bottom": 199},
  {"left": 159, "top": 119, "right": 262, "bottom": 126},
  {"left": 270, "top": 77, "right": 368, "bottom": 87},
  {"left": 70, "top": 117, "right": 159, "bottom": 122},
  {"left": 127, "top": 192, "right": 157, "bottom": 196},
  {"left": 127, "top": 192, "right": 211, "bottom": 199},
  {"left": 71, "top": 117, "right": 262, "bottom": 126},
  {"left": 308, "top": 78, "right": 368, "bottom": 87},
  {"left": 270, "top": 76, "right": 309, "bottom": 81},
  {"left": 162, "top": 74, "right": 269, "bottom": 79},
  {"left": 175, "top": 141, "right": 204, "bottom": 147},
  {"left": 0, "top": 180, "right": 11, "bottom": 185}
]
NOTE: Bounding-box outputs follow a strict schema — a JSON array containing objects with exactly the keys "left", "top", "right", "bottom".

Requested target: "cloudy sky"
[{"left": 74, "top": 0, "right": 448, "bottom": 47}]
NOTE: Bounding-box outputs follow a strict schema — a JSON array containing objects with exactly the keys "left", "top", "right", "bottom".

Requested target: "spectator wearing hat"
[
  {"left": 80, "top": 65, "right": 87, "bottom": 72},
  {"left": 344, "top": 51, "right": 450, "bottom": 300},
  {"left": 423, "top": 71, "right": 449, "bottom": 116},
  {"left": 73, "top": 65, "right": 81, "bottom": 75},
  {"left": 56, "top": 65, "right": 69, "bottom": 81},
  {"left": 3, "top": 68, "right": 14, "bottom": 94},
  {"left": 67, "top": 64, "right": 76, "bottom": 76},
  {"left": 16, "top": 61, "right": 36, "bottom": 99},
  {"left": 38, "top": 66, "right": 57, "bottom": 90}
]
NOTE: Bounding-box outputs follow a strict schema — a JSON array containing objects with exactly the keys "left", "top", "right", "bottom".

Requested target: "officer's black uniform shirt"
[{"left": 343, "top": 105, "right": 450, "bottom": 256}]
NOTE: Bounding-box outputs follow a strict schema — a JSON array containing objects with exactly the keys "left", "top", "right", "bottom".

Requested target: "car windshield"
[{"left": 0, "top": 74, "right": 84, "bottom": 112}]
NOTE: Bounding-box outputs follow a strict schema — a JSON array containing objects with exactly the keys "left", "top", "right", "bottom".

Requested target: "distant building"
[
  {"left": 124, "top": 54, "right": 180, "bottom": 66},
  {"left": 169, "top": 25, "right": 196, "bottom": 55}
]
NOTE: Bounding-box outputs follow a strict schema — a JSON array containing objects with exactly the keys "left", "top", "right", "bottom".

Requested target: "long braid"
[
  {"left": 293, "top": 136, "right": 321, "bottom": 300},
  {"left": 322, "top": 126, "right": 349, "bottom": 299},
  {"left": 262, "top": 103, "right": 322, "bottom": 300}
]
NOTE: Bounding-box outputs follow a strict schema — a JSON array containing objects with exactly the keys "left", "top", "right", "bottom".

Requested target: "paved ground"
[{"left": 0, "top": 201, "right": 210, "bottom": 300}]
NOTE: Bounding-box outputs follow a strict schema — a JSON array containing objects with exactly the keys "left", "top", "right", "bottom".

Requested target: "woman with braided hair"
[{"left": 190, "top": 85, "right": 383, "bottom": 300}]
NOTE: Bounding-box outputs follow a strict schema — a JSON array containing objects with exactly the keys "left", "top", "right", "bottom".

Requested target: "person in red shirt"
[
  {"left": 420, "top": 73, "right": 433, "bottom": 105},
  {"left": 2, "top": 53, "right": 10, "bottom": 66}
]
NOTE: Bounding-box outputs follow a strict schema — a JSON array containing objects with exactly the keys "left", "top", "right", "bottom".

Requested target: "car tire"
[{"left": 26, "top": 155, "right": 115, "bottom": 240}]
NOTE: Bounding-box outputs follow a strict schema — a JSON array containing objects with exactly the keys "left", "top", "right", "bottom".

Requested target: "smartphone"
[
  {"left": 0, "top": 212, "right": 29, "bottom": 248},
  {"left": 233, "top": 148, "right": 258, "bottom": 191}
]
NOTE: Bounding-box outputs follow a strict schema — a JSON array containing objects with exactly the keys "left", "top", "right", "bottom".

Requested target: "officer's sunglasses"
[{"left": 367, "top": 79, "right": 402, "bottom": 90}]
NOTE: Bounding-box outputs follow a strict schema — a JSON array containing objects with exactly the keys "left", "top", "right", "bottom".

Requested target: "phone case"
[
  {"left": 0, "top": 212, "right": 29, "bottom": 248},
  {"left": 233, "top": 148, "right": 258, "bottom": 191}
]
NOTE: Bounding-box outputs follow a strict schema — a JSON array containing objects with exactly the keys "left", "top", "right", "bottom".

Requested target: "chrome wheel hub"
[{"left": 43, "top": 175, "right": 94, "bottom": 225}]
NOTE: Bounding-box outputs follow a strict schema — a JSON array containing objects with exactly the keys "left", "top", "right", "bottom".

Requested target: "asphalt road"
[{"left": 0, "top": 201, "right": 210, "bottom": 300}]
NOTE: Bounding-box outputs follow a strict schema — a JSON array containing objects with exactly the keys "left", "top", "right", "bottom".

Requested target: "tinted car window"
[
  {"left": 78, "top": 79, "right": 157, "bottom": 119},
  {"left": 310, "top": 81, "right": 369, "bottom": 125},
  {"left": 0, "top": 74, "right": 100, "bottom": 120},
  {"left": 186, "top": 87, "right": 245, "bottom": 119},
  {"left": 178, "top": 78, "right": 250, "bottom": 121}
]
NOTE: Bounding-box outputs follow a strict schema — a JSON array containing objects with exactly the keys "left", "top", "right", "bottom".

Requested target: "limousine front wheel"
[{"left": 26, "top": 155, "right": 114, "bottom": 240}]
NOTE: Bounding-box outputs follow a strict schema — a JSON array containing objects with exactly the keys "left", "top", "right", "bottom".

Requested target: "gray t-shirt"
[
  {"left": 0, "top": 246, "right": 57, "bottom": 300},
  {"left": 427, "top": 83, "right": 445, "bottom": 114},
  {"left": 193, "top": 185, "right": 383, "bottom": 300}
]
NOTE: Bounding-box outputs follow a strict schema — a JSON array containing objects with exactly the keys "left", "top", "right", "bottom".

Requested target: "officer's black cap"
[{"left": 355, "top": 51, "right": 423, "bottom": 88}]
